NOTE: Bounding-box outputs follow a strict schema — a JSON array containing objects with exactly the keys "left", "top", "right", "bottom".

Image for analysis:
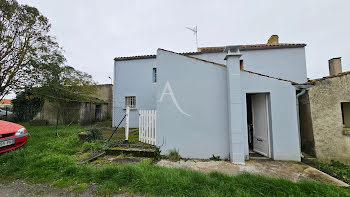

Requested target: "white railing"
[{"left": 139, "top": 110, "right": 157, "bottom": 145}]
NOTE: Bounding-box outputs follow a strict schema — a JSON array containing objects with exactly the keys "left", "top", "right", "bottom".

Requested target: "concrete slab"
[{"left": 157, "top": 159, "right": 348, "bottom": 187}]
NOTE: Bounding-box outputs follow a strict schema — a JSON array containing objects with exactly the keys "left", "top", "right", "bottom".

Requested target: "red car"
[{"left": 0, "top": 120, "right": 28, "bottom": 153}]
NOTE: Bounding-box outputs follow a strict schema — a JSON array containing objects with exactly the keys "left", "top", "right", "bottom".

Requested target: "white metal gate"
[{"left": 139, "top": 110, "right": 156, "bottom": 145}]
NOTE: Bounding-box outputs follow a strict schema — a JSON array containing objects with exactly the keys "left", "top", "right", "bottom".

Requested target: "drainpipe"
[{"left": 296, "top": 88, "right": 307, "bottom": 159}]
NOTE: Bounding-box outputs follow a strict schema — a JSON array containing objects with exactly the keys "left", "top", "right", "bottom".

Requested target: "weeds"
[
  {"left": 168, "top": 149, "right": 181, "bottom": 162},
  {"left": 210, "top": 155, "right": 221, "bottom": 161}
]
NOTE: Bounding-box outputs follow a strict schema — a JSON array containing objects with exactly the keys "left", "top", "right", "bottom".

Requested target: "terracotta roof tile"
[
  {"left": 301, "top": 71, "right": 350, "bottom": 85},
  {"left": 198, "top": 43, "right": 306, "bottom": 53},
  {"left": 0, "top": 99, "right": 12, "bottom": 104},
  {"left": 114, "top": 43, "right": 306, "bottom": 61}
]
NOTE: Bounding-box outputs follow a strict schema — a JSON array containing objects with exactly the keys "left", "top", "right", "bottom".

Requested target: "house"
[
  {"left": 113, "top": 35, "right": 307, "bottom": 163},
  {"left": 0, "top": 99, "right": 12, "bottom": 110},
  {"left": 34, "top": 84, "right": 113, "bottom": 125},
  {"left": 299, "top": 57, "right": 350, "bottom": 164}
]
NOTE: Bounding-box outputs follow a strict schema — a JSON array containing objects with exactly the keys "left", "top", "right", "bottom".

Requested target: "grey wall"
[
  {"left": 156, "top": 49, "right": 230, "bottom": 159},
  {"left": 192, "top": 47, "right": 307, "bottom": 83},
  {"left": 113, "top": 58, "right": 157, "bottom": 128}
]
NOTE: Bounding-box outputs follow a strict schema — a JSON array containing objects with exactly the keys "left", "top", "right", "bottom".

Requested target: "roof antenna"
[{"left": 186, "top": 26, "right": 198, "bottom": 50}]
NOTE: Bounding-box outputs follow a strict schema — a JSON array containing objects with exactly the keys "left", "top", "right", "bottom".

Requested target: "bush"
[
  {"left": 12, "top": 89, "right": 44, "bottom": 122},
  {"left": 29, "top": 119, "right": 49, "bottom": 126},
  {"left": 168, "top": 149, "right": 181, "bottom": 162},
  {"left": 85, "top": 128, "right": 103, "bottom": 141}
]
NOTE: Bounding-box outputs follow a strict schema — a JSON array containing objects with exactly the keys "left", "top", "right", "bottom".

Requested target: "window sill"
[
  {"left": 343, "top": 128, "right": 350, "bottom": 136},
  {"left": 123, "top": 108, "right": 137, "bottom": 110}
]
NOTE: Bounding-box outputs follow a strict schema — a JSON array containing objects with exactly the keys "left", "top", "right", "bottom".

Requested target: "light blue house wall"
[
  {"left": 192, "top": 47, "right": 307, "bottom": 83},
  {"left": 241, "top": 72, "right": 300, "bottom": 161},
  {"left": 155, "top": 49, "right": 300, "bottom": 161},
  {"left": 114, "top": 46, "right": 307, "bottom": 129},
  {"left": 156, "top": 49, "right": 230, "bottom": 159},
  {"left": 113, "top": 58, "right": 157, "bottom": 128}
]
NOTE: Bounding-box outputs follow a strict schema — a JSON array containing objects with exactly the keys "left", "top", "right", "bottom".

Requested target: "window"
[
  {"left": 153, "top": 68, "right": 157, "bottom": 83},
  {"left": 125, "top": 96, "right": 136, "bottom": 108},
  {"left": 240, "top": 60, "right": 244, "bottom": 70},
  {"left": 341, "top": 102, "right": 350, "bottom": 128}
]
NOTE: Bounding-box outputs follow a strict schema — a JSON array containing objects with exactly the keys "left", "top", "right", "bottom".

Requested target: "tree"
[
  {"left": 35, "top": 65, "right": 97, "bottom": 102},
  {"left": 0, "top": 0, "right": 64, "bottom": 99}
]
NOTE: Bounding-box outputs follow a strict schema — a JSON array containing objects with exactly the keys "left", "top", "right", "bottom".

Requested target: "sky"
[{"left": 8, "top": 0, "right": 350, "bottom": 98}]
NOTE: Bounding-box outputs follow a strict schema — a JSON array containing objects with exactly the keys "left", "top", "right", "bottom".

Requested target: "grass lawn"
[
  {"left": 1, "top": 124, "right": 350, "bottom": 196},
  {"left": 316, "top": 161, "right": 350, "bottom": 184}
]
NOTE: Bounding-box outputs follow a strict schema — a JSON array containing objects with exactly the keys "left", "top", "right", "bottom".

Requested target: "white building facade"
[{"left": 113, "top": 37, "right": 307, "bottom": 163}]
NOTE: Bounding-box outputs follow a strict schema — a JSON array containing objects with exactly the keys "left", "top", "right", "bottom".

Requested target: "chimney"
[
  {"left": 267, "top": 35, "right": 279, "bottom": 44},
  {"left": 328, "top": 57, "right": 342, "bottom": 76}
]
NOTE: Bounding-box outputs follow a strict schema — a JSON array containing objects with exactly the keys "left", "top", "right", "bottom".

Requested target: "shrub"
[
  {"left": 12, "top": 89, "right": 44, "bottom": 122},
  {"left": 85, "top": 128, "right": 103, "bottom": 141},
  {"left": 168, "top": 149, "right": 181, "bottom": 162}
]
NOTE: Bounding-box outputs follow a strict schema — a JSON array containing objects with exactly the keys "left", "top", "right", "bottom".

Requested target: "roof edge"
[{"left": 158, "top": 48, "right": 226, "bottom": 67}]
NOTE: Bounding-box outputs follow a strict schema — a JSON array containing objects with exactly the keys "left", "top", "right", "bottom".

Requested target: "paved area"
[{"left": 157, "top": 159, "right": 349, "bottom": 187}]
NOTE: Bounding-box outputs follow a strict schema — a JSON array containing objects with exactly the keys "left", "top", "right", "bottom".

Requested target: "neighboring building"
[
  {"left": 113, "top": 35, "right": 307, "bottom": 163},
  {"left": 0, "top": 99, "right": 12, "bottom": 110},
  {"left": 299, "top": 57, "right": 350, "bottom": 164},
  {"left": 90, "top": 84, "right": 113, "bottom": 119},
  {"left": 34, "top": 84, "right": 113, "bottom": 125},
  {"left": 35, "top": 99, "right": 108, "bottom": 125}
]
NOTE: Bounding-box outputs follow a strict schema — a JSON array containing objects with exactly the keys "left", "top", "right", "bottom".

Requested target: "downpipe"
[{"left": 296, "top": 89, "right": 306, "bottom": 159}]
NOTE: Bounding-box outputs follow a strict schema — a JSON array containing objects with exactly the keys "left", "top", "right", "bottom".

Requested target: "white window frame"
[{"left": 125, "top": 96, "right": 136, "bottom": 109}]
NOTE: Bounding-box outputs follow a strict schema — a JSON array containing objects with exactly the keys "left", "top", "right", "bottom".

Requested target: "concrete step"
[{"left": 106, "top": 147, "right": 156, "bottom": 158}]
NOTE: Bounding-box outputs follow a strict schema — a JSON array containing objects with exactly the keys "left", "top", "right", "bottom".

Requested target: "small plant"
[
  {"left": 210, "top": 154, "right": 221, "bottom": 161},
  {"left": 168, "top": 149, "right": 181, "bottom": 162},
  {"left": 154, "top": 146, "right": 164, "bottom": 161},
  {"left": 82, "top": 141, "right": 103, "bottom": 153},
  {"left": 86, "top": 128, "right": 103, "bottom": 141}
]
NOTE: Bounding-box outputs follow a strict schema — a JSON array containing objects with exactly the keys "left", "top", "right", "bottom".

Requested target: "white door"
[{"left": 251, "top": 94, "right": 269, "bottom": 157}]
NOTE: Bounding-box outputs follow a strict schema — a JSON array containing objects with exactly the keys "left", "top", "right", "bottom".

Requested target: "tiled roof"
[
  {"left": 301, "top": 71, "right": 350, "bottom": 85},
  {"left": 198, "top": 43, "right": 306, "bottom": 53},
  {"left": 158, "top": 48, "right": 297, "bottom": 85},
  {"left": 242, "top": 69, "right": 298, "bottom": 85},
  {"left": 0, "top": 99, "right": 12, "bottom": 104},
  {"left": 114, "top": 43, "right": 306, "bottom": 61}
]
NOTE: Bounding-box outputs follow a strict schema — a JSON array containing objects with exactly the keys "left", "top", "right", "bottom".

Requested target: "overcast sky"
[{"left": 15, "top": 0, "right": 350, "bottom": 88}]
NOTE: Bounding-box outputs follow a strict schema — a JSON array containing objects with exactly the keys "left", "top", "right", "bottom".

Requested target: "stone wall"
[
  {"left": 306, "top": 74, "right": 350, "bottom": 163},
  {"left": 35, "top": 101, "right": 108, "bottom": 125},
  {"left": 91, "top": 84, "right": 113, "bottom": 119}
]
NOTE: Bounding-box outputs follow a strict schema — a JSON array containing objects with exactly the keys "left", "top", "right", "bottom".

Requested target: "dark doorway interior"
[{"left": 95, "top": 104, "right": 102, "bottom": 121}]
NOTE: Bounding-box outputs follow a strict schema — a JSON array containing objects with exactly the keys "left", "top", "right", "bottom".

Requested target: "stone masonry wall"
[{"left": 308, "top": 74, "right": 350, "bottom": 163}]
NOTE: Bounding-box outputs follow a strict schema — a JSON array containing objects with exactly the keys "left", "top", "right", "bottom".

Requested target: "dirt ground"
[
  {"left": 0, "top": 180, "right": 142, "bottom": 197},
  {"left": 157, "top": 159, "right": 349, "bottom": 187}
]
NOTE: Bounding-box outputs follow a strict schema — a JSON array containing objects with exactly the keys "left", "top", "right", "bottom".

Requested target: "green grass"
[
  {"left": 1, "top": 124, "right": 350, "bottom": 196},
  {"left": 316, "top": 161, "right": 350, "bottom": 184}
]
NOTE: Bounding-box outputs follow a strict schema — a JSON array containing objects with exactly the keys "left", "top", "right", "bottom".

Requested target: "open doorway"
[{"left": 246, "top": 93, "right": 270, "bottom": 158}]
